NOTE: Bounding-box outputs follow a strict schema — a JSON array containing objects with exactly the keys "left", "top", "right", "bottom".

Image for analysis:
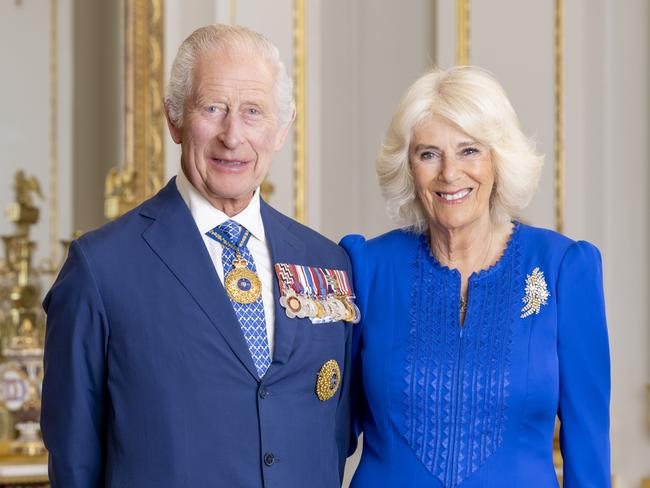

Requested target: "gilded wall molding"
[
  {"left": 553, "top": 0, "right": 565, "bottom": 475},
  {"left": 456, "top": 0, "right": 470, "bottom": 64},
  {"left": 105, "top": 0, "right": 165, "bottom": 219},
  {"left": 293, "top": 0, "right": 307, "bottom": 223}
]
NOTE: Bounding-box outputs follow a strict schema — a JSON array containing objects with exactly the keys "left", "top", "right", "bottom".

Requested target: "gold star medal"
[
  {"left": 207, "top": 227, "right": 262, "bottom": 304},
  {"left": 224, "top": 254, "right": 262, "bottom": 304},
  {"left": 316, "top": 359, "right": 341, "bottom": 401}
]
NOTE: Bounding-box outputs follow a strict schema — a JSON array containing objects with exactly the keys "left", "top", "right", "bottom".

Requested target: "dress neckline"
[{"left": 419, "top": 221, "right": 521, "bottom": 281}]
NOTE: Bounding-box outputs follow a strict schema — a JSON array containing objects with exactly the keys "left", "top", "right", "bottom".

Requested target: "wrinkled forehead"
[
  {"left": 191, "top": 48, "right": 277, "bottom": 100},
  {"left": 195, "top": 43, "right": 276, "bottom": 80}
]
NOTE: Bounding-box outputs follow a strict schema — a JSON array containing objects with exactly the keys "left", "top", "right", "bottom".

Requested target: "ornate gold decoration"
[
  {"left": 520, "top": 267, "right": 550, "bottom": 318},
  {"left": 0, "top": 172, "right": 47, "bottom": 457},
  {"left": 553, "top": 419, "right": 562, "bottom": 474},
  {"left": 207, "top": 228, "right": 262, "bottom": 304},
  {"left": 340, "top": 297, "right": 356, "bottom": 323},
  {"left": 260, "top": 180, "right": 275, "bottom": 202},
  {"left": 105, "top": 0, "right": 165, "bottom": 219},
  {"left": 224, "top": 258, "right": 262, "bottom": 304},
  {"left": 316, "top": 359, "right": 340, "bottom": 401},
  {"left": 5, "top": 173, "right": 42, "bottom": 238},
  {"left": 456, "top": 0, "right": 470, "bottom": 64},
  {"left": 554, "top": 0, "right": 564, "bottom": 233},
  {"left": 647, "top": 384, "right": 650, "bottom": 430},
  {"left": 104, "top": 166, "right": 138, "bottom": 219},
  {"left": 293, "top": 0, "right": 307, "bottom": 223},
  {"left": 0, "top": 440, "right": 49, "bottom": 486}
]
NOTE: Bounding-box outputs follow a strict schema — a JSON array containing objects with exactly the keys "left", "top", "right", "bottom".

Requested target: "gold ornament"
[
  {"left": 316, "top": 359, "right": 341, "bottom": 401},
  {"left": 224, "top": 255, "right": 262, "bottom": 304},
  {"left": 340, "top": 297, "right": 356, "bottom": 322}
]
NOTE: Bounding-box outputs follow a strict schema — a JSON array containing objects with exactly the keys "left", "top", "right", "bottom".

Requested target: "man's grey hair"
[{"left": 165, "top": 24, "right": 295, "bottom": 128}]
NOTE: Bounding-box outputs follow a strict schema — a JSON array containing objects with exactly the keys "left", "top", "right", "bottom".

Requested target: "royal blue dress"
[{"left": 340, "top": 223, "right": 610, "bottom": 488}]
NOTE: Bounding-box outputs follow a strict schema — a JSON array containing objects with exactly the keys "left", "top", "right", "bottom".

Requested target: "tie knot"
[
  {"left": 208, "top": 220, "right": 252, "bottom": 249},
  {"left": 218, "top": 220, "right": 242, "bottom": 241}
]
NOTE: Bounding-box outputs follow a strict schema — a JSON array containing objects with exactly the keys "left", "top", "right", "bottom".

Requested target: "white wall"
[
  {"left": 72, "top": 0, "right": 123, "bottom": 234},
  {"left": 164, "top": 0, "right": 296, "bottom": 219},
  {"left": 318, "top": 0, "right": 435, "bottom": 242},
  {"left": 596, "top": 2, "right": 650, "bottom": 486},
  {"left": 0, "top": 0, "right": 73, "bottom": 266}
]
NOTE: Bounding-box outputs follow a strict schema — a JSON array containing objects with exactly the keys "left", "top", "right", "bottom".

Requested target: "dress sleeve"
[
  {"left": 556, "top": 240, "right": 611, "bottom": 487},
  {"left": 339, "top": 234, "right": 369, "bottom": 457},
  {"left": 41, "top": 240, "right": 109, "bottom": 487}
]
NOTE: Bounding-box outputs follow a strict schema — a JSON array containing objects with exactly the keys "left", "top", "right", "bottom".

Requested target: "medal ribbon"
[
  {"left": 207, "top": 226, "right": 252, "bottom": 254},
  {"left": 274, "top": 263, "right": 294, "bottom": 296},
  {"left": 302, "top": 266, "right": 318, "bottom": 297},
  {"left": 323, "top": 268, "right": 338, "bottom": 295},
  {"left": 289, "top": 265, "right": 306, "bottom": 295},
  {"left": 274, "top": 263, "right": 354, "bottom": 299},
  {"left": 334, "top": 269, "right": 352, "bottom": 296},
  {"left": 310, "top": 267, "right": 328, "bottom": 299}
]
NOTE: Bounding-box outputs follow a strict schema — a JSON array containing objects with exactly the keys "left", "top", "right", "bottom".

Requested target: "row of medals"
[{"left": 280, "top": 290, "right": 360, "bottom": 323}]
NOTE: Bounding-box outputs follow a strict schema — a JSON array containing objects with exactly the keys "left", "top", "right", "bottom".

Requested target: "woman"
[{"left": 341, "top": 66, "right": 610, "bottom": 487}]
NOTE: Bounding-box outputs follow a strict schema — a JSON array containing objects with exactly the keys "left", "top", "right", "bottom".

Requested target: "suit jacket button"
[
  {"left": 259, "top": 387, "right": 270, "bottom": 399},
  {"left": 263, "top": 453, "right": 275, "bottom": 466}
]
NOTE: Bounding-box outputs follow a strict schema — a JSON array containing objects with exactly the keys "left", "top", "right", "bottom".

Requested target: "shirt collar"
[{"left": 175, "top": 169, "right": 266, "bottom": 243}]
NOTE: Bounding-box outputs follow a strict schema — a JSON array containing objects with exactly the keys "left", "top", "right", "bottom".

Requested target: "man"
[{"left": 41, "top": 24, "right": 354, "bottom": 487}]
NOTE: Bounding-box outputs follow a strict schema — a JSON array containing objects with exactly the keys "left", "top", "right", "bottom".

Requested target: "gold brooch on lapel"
[
  {"left": 520, "top": 267, "right": 550, "bottom": 318},
  {"left": 274, "top": 263, "right": 360, "bottom": 324},
  {"left": 316, "top": 359, "right": 341, "bottom": 401}
]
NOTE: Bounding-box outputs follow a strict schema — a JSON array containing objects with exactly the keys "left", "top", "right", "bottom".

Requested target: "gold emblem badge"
[
  {"left": 224, "top": 256, "right": 262, "bottom": 304},
  {"left": 316, "top": 359, "right": 341, "bottom": 401}
]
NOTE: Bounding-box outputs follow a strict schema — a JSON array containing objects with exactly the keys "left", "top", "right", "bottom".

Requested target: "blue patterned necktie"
[{"left": 206, "top": 220, "right": 271, "bottom": 378}]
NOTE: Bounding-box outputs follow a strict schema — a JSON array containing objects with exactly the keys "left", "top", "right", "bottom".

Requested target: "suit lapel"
[
  {"left": 140, "top": 180, "right": 260, "bottom": 380},
  {"left": 260, "top": 200, "right": 306, "bottom": 370}
]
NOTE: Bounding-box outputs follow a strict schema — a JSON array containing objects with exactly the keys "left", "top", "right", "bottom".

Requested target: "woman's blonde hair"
[{"left": 377, "top": 66, "right": 543, "bottom": 233}]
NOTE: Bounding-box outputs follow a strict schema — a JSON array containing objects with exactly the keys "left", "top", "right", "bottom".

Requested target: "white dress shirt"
[{"left": 176, "top": 170, "right": 275, "bottom": 358}]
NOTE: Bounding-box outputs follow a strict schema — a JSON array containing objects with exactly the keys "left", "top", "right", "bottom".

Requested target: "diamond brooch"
[{"left": 520, "top": 267, "right": 550, "bottom": 318}]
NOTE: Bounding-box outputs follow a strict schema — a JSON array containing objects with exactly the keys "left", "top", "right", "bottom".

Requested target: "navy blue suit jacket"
[{"left": 41, "top": 179, "right": 353, "bottom": 487}]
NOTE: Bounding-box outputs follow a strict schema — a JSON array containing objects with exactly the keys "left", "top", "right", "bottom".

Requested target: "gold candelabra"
[{"left": 0, "top": 171, "right": 47, "bottom": 456}]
